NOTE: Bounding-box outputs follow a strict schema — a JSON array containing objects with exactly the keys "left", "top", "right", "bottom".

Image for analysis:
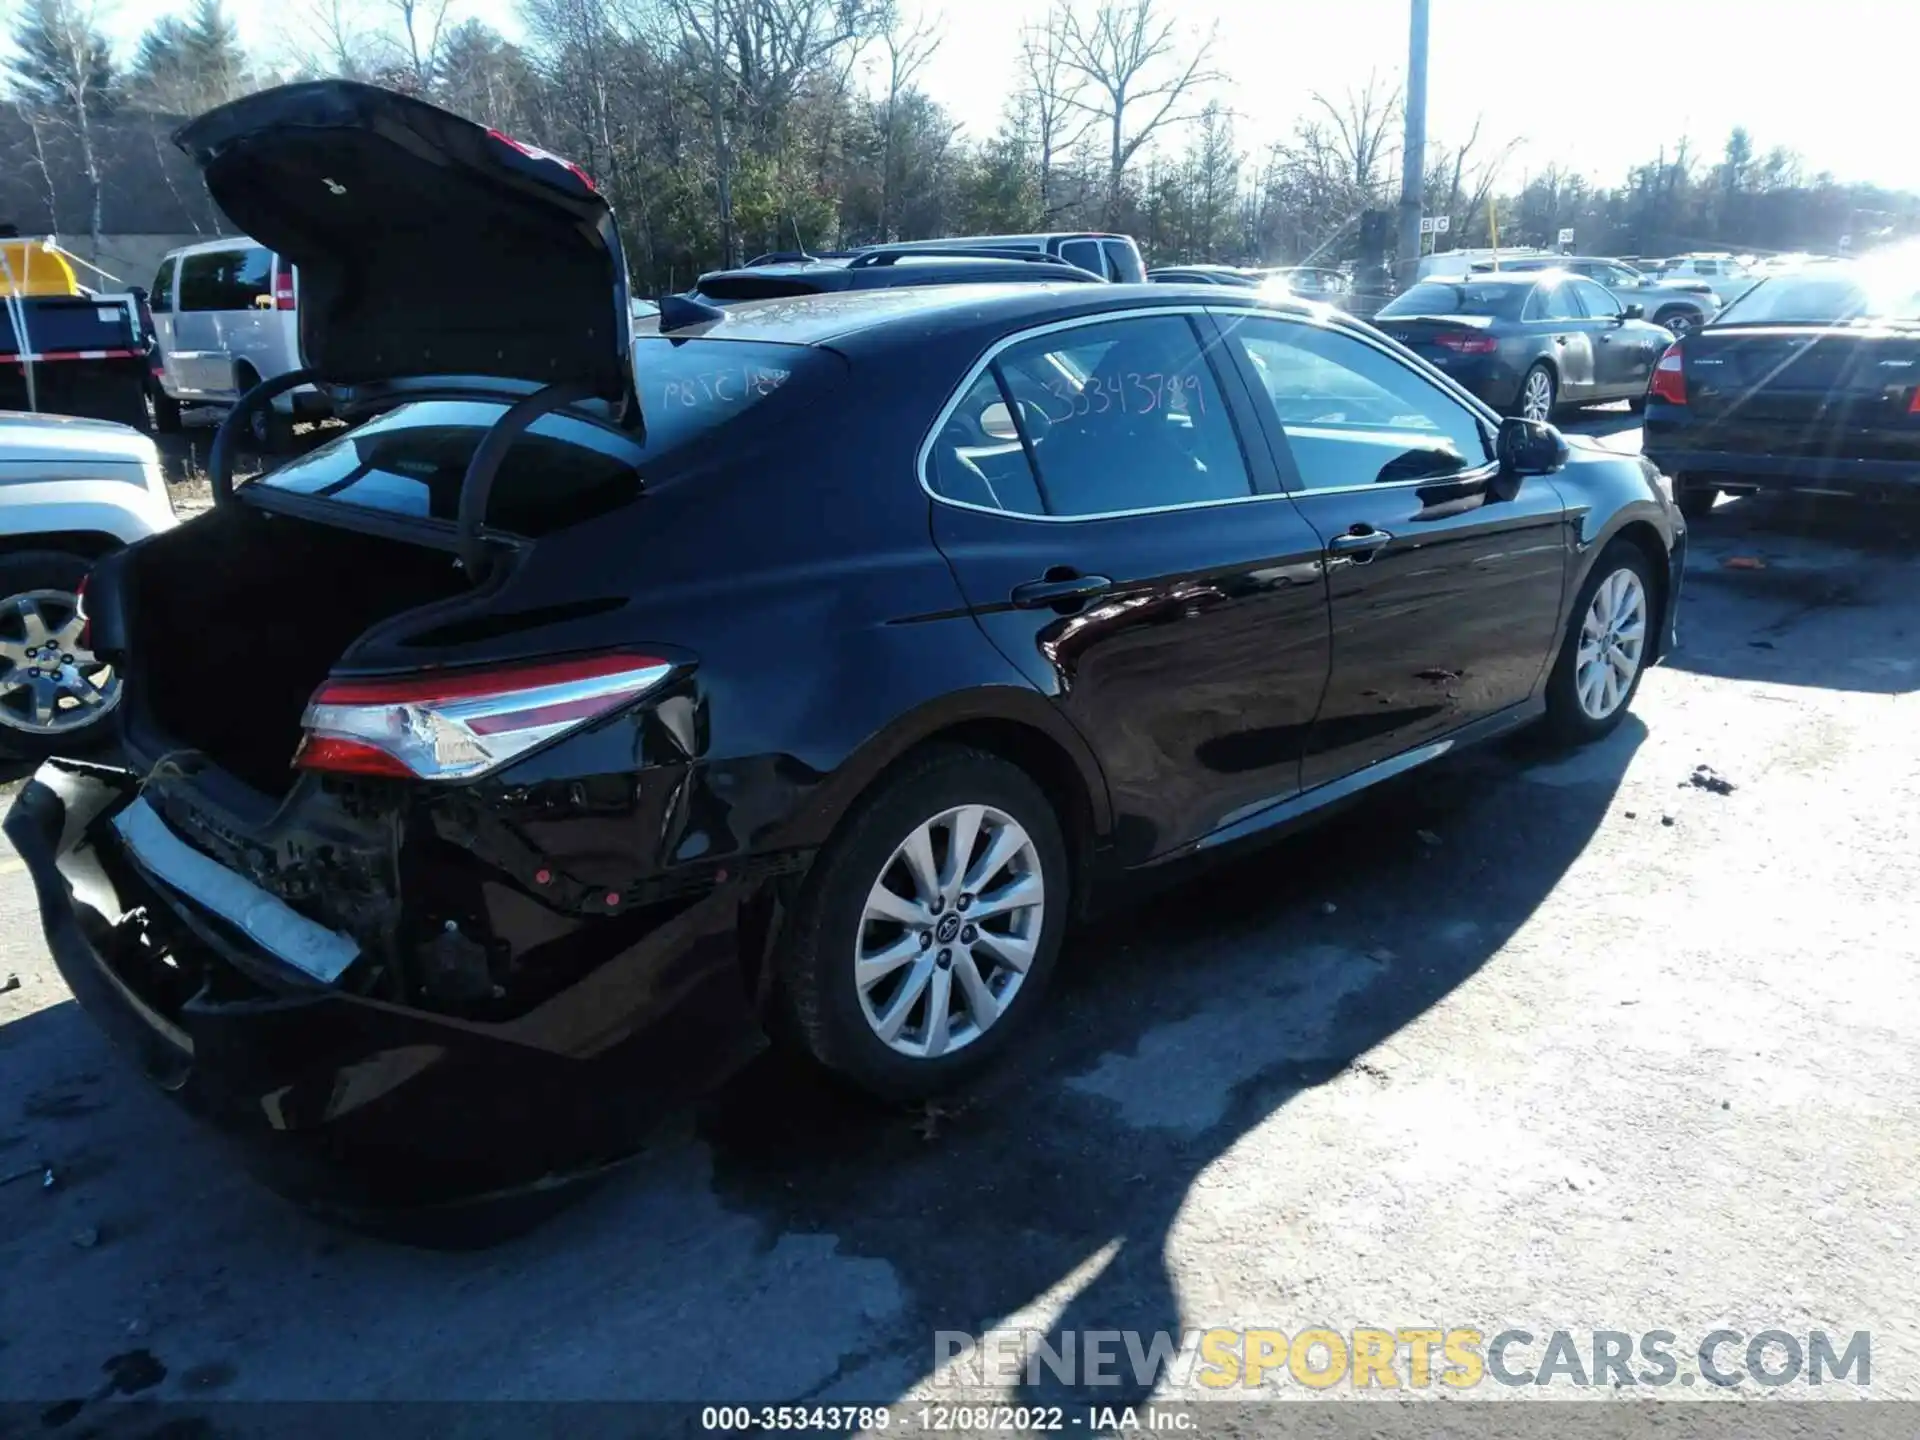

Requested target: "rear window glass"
[
  {"left": 259, "top": 339, "right": 830, "bottom": 534},
  {"left": 1714, "top": 269, "right": 1920, "bottom": 325},
  {"left": 1379, "top": 282, "right": 1526, "bottom": 319}
]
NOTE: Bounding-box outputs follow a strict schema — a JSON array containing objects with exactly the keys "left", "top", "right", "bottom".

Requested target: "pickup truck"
[{"left": 0, "top": 236, "right": 152, "bottom": 431}]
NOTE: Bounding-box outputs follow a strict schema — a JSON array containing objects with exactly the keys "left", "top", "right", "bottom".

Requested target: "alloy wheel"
[
  {"left": 1575, "top": 568, "right": 1647, "bottom": 721},
  {"left": 1665, "top": 312, "right": 1697, "bottom": 337},
  {"left": 854, "top": 803, "right": 1045, "bottom": 1060},
  {"left": 0, "top": 589, "right": 119, "bottom": 736},
  {"left": 1521, "top": 368, "right": 1554, "bottom": 422}
]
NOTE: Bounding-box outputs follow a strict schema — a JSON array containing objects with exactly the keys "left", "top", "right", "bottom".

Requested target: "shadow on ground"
[{"left": 1666, "top": 490, "right": 1920, "bottom": 695}]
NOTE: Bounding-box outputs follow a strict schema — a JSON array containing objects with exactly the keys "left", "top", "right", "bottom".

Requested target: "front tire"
[
  {"left": 1655, "top": 308, "right": 1699, "bottom": 337},
  {"left": 1511, "top": 362, "right": 1557, "bottom": 422},
  {"left": 0, "top": 549, "right": 121, "bottom": 761},
  {"left": 777, "top": 746, "right": 1070, "bottom": 1101},
  {"left": 1542, "top": 539, "right": 1656, "bottom": 746}
]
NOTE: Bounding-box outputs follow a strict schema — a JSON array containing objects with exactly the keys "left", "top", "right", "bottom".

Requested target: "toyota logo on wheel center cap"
[{"left": 935, "top": 913, "right": 962, "bottom": 944}]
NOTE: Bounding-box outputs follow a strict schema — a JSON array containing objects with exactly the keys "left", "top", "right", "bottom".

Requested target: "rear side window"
[
  {"left": 177, "top": 252, "right": 226, "bottom": 311},
  {"left": 232, "top": 247, "right": 272, "bottom": 307},
  {"left": 258, "top": 340, "right": 834, "bottom": 533},
  {"left": 926, "top": 314, "right": 1252, "bottom": 518},
  {"left": 177, "top": 247, "right": 273, "bottom": 311},
  {"left": 1057, "top": 240, "right": 1103, "bottom": 277},
  {"left": 1102, "top": 240, "right": 1145, "bottom": 283},
  {"left": 149, "top": 256, "right": 177, "bottom": 313}
]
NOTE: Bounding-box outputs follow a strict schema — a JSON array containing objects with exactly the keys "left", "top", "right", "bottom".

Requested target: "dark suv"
[
  {"left": 8, "top": 81, "right": 1685, "bottom": 1217},
  {"left": 692, "top": 248, "right": 1101, "bottom": 303}
]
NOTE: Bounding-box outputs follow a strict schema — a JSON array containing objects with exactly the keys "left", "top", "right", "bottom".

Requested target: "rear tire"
[
  {"left": 1654, "top": 308, "right": 1699, "bottom": 337},
  {"left": 1542, "top": 539, "right": 1657, "bottom": 747},
  {"left": 1626, "top": 395, "right": 1647, "bottom": 415},
  {"left": 776, "top": 745, "right": 1070, "bottom": 1102},
  {"left": 0, "top": 549, "right": 121, "bottom": 762},
  {"left": 1676, "top": 479, "right": 1718, "bottom": 520},
  {"left": 151, "top": 384, "right": 183, "bottom": 434},
  {"left": 1510, "top": 362, "right": 1557, "bottom": 422}
]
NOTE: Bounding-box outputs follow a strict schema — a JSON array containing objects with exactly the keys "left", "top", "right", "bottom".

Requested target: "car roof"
[
  {"left": 1415, "top": 271, "right": 1542, "bottom": 286},
  {"left": 635, "top": 282, "right": 1326, "bottom": 349},
  {"left": 164, "top": 235, "right": 270, "bottom": 258}
]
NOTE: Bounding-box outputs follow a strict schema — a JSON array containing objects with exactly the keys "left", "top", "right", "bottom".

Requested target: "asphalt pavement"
[{"left": 4, "top": 407, "right": 1919, "bottom": 1419}]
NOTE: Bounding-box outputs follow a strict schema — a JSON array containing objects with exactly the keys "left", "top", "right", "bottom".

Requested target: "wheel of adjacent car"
[
  {"left": 0, "top": 550, "right": 120, "bottom": 760},
  {"left": 1675, "top": 478, "right": 1718, "bottom": 520},
  {"left": 1655, "top": 307, "right": 1698, "bottom": 337},
  {"left": 1542, "top": 539, "right": 1656, "bottom": 746},
  {"left": 236, "top": 367, "right": 295, "bottom": 453},
  {"left": 1512, "top": 362, "right": 1556, "bottom": 423},
  {"left": 151, "top": 383, "right": 183, "bottom": 435},
  {"left": 777, "top": 745, "right": 1070, "bottom": 1100}
]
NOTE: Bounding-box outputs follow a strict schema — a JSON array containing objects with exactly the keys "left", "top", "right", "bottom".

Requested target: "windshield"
[
  {"left": 259, "top": 339, "right": 831, "bottom": 532},
  {"left": 1712, "top": 261, "right": 1920, "bottom": 326},
  {"left": 1378, "top": 282, "right": 1526, "bottom": 320}
]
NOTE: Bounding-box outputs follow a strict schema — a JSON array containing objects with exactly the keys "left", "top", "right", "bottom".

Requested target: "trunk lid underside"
[{"left": 174, "top": 80, "right": 631, "bottom": 407}]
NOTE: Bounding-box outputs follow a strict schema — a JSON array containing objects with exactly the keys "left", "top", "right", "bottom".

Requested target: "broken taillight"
[{"left": 295, "top": 654, "right": 673, "bottom": 781}]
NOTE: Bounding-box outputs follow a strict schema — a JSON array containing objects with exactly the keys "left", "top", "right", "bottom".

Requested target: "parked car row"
[{"left": 4, "top": 81, "right": 1686, "bottom": 1216}]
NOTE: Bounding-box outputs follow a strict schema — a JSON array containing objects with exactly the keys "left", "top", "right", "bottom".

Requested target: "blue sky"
[{"left": 100, "top": 0, "right": 1920, "bottom": 193}]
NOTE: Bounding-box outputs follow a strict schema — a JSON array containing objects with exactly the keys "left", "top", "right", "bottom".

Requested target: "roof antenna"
[{"left": 790, "top": 215, "right": 813, "bottom": 262}]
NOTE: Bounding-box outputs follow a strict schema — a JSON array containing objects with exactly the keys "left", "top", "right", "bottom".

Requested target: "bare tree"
[
  {"left": 1308, "top": 71, "right": 1400, "bottom": 199},
  {"left": 1016, "top": 9, "right": 1094, "bottom": 218},
  {"left": 5, "top": 0, "right": 116, "bottom": 253},
  {"left": 390, "top": 0, "right": 457, "bottom": 92},
  {"left": 1052, "top": 0, "right": 1219, "bottom": 225},
  {"left": 877, "top": 10, "right": 939, "bottom": 239}
]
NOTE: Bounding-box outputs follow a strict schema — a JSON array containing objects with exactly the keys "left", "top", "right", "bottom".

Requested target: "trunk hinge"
[{"left": 454, "top": 379, "right": 600, "bottom": 584}]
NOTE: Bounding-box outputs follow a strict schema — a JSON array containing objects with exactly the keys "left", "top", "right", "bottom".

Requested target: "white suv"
[
  {"left": 1654, "top": 254, "right": 1757, "bottom": 307},
  {"left": 0, "top": 412, "right": 177, "bottom": 757},
  {"left": 148, "top": 238, "right": 330, "bottom": 449}
]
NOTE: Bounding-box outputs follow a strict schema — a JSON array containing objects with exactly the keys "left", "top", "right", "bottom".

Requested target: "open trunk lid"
[{"left": 173, "top": 81, "right": 631, "bottom": 411}]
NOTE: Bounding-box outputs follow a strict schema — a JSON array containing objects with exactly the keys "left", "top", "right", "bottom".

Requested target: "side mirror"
[
  {"left": 1496, "top": 416, "right": 1570, "bottom": 477},
  {"left": 1621, "top": 303, "right": 1645, "bottom": 321}
]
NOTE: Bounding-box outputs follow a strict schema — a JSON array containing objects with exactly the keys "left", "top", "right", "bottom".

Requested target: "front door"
[
  {"left": 925, "top": 310, "right": 1331, "bottom": 864},
  {"left": 1569, "top": 276, "right": 1646, "bottom": 397},
  {"left": 1211, "top": 310, "right": 1570, "bottom": 791}
]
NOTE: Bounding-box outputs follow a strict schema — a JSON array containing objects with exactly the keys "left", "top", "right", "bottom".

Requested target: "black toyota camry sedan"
[
  {"left": 1375, "top": 271, "right": 1675, "bottom": 421},
  {"left": 6, "top": 82, "right": 1686, "bottom": 1215}
]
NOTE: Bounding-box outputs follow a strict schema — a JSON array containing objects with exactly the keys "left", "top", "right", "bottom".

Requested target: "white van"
[{"left": 148, "top": 237, "right": 329, "bottom": 448}]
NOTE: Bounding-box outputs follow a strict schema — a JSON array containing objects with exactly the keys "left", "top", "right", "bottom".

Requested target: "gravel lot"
[{"left": 3, "top": 409, "right": 1917, "bottom": 1422}]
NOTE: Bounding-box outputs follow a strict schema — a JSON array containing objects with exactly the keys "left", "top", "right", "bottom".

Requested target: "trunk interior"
[{"left": 123, "top": 504, "right": 473, "bottom": 797}]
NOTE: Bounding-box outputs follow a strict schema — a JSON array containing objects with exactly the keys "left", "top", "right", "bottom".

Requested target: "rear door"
[
  {"left": 214, "top": 244, "right": 277, "bottom": 388},
  {"left": 170, "top": 249, "right": 232, "bottom": 396},
  {"left": 1568, "top": 276, "right": 1647, "bottom": 396},
  {"left": 1528, "top": 278, "right": 1596, "bottom": 398},
  {"left": 1212, "top": 309, "right": 1569, "bottom": 790},
  {"left": 925, "top": 309, "right": 1331, "bottom": 864}
]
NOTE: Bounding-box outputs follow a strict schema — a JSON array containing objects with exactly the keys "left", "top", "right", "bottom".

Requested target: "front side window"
[
  {"left": 926, "top": 313, "right": 1253, "bottom": 518},
  {"left": 149, "top": 256, "right": 177, "bottom": 313},
  {"left": 1102, "top": 240, "right": 1144, "bottom": 283},
  {"left": 1221, "top": 315, "right": 1490, "bottom": 491}
]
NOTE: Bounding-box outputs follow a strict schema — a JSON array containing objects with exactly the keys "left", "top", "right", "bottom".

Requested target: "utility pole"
[{"left": 1395, "top": 0, "right": 1429, "bottom": 292}]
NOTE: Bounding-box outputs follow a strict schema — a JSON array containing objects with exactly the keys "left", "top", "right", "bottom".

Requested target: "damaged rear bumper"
[{"left": 5, "top": 761, "right": 770, "bottom": 1216}]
